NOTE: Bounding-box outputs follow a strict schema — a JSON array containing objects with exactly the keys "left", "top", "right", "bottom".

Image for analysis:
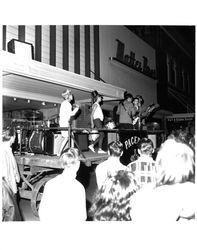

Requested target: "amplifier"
[
  {"left": 74, "top": 133, "right": 89, "bottom": 151},
  {"left": 45, "top": 132, "right": 64, "bottom": 155}
]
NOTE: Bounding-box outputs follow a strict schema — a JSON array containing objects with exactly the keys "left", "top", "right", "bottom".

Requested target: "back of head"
[
  {"left": 108, "top": 140, "right": 123, "bottom": 157},
  {"left": 89, "top": 170, "right": 138, "bottom": 220},
  {"left": 60, "top": 147, "right": 80, "bottom": 169},
  {"left": 156, "top": 138, "right": 195, "bottom": 185},
  {"left": 168, "top": 129, "right": 192, "bottom": 146},
  {"left": 2, "top": 126, "right": 16, "bottom": 143},
  {"left": 138, "top": 137, "right": 154, "bottom": 156}
]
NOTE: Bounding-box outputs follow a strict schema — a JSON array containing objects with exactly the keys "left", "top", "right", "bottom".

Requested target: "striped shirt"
[{"left": 127, "top": 155, "right": 157, "bottom": 188}]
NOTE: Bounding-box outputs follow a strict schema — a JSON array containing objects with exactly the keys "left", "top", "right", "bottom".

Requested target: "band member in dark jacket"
[{"left": 116, "top": 91, "right": 137, "bottom": 129}]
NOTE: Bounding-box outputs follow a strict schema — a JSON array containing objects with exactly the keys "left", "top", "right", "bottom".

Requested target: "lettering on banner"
[{"left": 124, "top": 136, "right": 140, "bottom": 150}]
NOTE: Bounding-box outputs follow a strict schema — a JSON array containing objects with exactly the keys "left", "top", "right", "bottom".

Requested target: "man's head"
[
  {"left": 60, "top": 147, "right": 80, "bottom": 173},
  {"left": 124, "top": 92, "right": 133, "bottom": 103},
  {"left": 135, "top": 95, "right": 144, "bottom": 105},
  {"left": 62, "top": 89, "right": 73, "bottom": 102},
  {"left": 137, "top": 137, "right": 154, "bottom": 156},
  {"left": 108, "top": 141, "right": 123, "bottom": 157}
]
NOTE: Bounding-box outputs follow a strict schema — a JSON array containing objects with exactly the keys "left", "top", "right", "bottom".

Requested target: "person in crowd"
[
  {"left": 2, "top": 126, "right": 22, "bottom": 221},
  {"left": 2, "top": 126, "right": 20, "bottom": 195},
  {"left": 131, "top": 138, "right": 195, "bottom": 222},
  {"left": 189, "top": 135, "right": 195, "bottom": 153},
  {"left": 168, "top": 128, "right": 192, "bottom": 144},
  {"left": 2, "top": 177, "right": 22, "bottom": 221},
  {"left": 39, "top": 147, "right": 87, "bottom": 222},
  {"left": 88, "top": 90, "right": 106, "bottom": 154},
  {"left": 127, "top": 137, "right": 156, "bottom": 188},
  {"left": 58, "top": 89, "right": 79, "bottom": 155},
  {"left": 89, "top": 170, "right": 138, "bottom": 221},
  {"left": 116, "top": 91, "right": 136, "bottom": 129},
  {"left": 95, "top": 141, "right": 127, "bottom": 189}
]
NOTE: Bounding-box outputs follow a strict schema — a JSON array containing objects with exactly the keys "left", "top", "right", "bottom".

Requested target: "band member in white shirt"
[
  {"left": 89, "top": 90, "right": 106, "bottom": 154},
  {"left": 58, "top": 89, "right": 79, "bottom": 156}
]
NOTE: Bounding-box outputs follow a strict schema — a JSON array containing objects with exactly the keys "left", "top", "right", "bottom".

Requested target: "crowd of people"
[
  {"left": 2, "top": 88, "right": 195, "bottom": 223},
  {"left": 88, "top": 131, "right": 195, "bottom": 221}
]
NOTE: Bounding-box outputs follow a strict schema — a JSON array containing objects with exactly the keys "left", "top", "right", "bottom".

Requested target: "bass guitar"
[{"left": 132, "top": 103, "right": 160, "bottom": 126}]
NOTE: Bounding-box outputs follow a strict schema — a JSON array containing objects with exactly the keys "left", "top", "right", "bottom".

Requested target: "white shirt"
[
  {"left": 92, "top": 103, "right": 104, "bottom": 121},
  {"left": 127, "top": 155, "right": 156, "bottom": 188},
  {"left": 39, "top": 172, "right": 87, "bottom": 222},
  {"left": 95, "top": 157, "right": 127, "bottom": 189},
  {"left": 59, "top": 100, "right": 73, "bottom": 127}
]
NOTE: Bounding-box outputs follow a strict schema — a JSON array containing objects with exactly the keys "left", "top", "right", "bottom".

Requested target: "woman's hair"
[
  {"left": 155, "top": 138, "right": 195, "bottom": 186},
  {"left": 2, "top": 126, "right": 16, "bottom": 142},
  {"left": 108, "top": 141, "right": 123, "bottom": 157},
  {"left": 60, "top": 147, "right": 80, "bottom": 168},
  {"left": 138, "top": 137, "right": 154, "bottom": 156},
  {"left": 91, "top": 90, "right": 103, "bottom": 105},
  {"left": 89, "top": 170, "right": 138, "bottom": 221}
]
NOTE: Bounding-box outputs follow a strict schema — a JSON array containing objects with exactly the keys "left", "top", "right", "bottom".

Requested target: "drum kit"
[{"left": 13, "top": 110, "right": 46, "bottom": 153}]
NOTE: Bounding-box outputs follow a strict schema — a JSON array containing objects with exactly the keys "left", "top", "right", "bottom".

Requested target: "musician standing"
[
  {"left": 58, "top": 89, "right": 79, "bottom": 156},
  {"left": 89, "top": 90, "right": 106, "bottom": 154},
  {"left": 116, "top": 92, "right": 136, "bottom": 129},
  {"left": 132, "top": 95, "right": 147, "bottom": 129}
]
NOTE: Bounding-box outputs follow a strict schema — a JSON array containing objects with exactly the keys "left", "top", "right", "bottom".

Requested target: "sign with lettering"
[
  {"left": 119, "top": 129, "right": 147, "bottom": 165},
  {"left": 113, "top": 39, "right": 156, "bottom": 79}
]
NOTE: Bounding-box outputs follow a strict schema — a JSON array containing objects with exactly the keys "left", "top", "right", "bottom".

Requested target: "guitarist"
[
  {"left": 132, "top": 95, "right": 159, "bottom": 129},
  {"left": 116, "top": 91, "right": 137, "bottom": 129}
]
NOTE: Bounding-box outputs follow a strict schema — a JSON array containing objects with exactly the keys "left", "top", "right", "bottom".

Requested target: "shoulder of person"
[
  {"left": 92, "top": 102, "right": 98, "bottom": 108},
  {"left": 127, "top": 161, "right": 137, "bottom": 171}
]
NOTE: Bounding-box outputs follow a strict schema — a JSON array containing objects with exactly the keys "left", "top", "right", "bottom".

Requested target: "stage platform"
[{"left": 15, "top": 150, "right": 108, "bottom": 169}]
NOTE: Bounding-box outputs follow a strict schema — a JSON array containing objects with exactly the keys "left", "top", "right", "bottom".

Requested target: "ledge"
[{"left": 1, "top": 50, "right": 125, "bottom": 100}]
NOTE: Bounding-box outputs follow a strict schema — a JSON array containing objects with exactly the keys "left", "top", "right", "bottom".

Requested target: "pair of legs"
[{"left": 89, "top": 118, "right": 105, "bottom": 153}]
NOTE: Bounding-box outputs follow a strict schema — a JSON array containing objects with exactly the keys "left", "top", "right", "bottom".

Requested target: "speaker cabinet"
[
  {"left": 74, "top": 133, "right": 88, "bottom": 151},
  {"left": 45, "top": 132, "right": 64, "bottom": 155}
]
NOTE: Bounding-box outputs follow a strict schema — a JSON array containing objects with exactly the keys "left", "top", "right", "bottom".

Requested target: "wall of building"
[
  {"left": 3, "top": 25, "right": 159, "bottom": 128},
  {"left": 3, "top": 25, "right": 98, "bottom": 80},
  {"left": 99, "top": 25, "right": 158, "bottom": 106}
]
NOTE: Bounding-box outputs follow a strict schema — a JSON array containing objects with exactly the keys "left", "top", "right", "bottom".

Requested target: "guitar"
[{"left": 132, "top": 103, "right": 160, "bottom": 126}]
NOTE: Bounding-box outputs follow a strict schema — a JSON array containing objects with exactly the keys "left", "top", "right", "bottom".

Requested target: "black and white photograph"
[{"left": 0, "top": 1, "right": 196, "bottom": 249}]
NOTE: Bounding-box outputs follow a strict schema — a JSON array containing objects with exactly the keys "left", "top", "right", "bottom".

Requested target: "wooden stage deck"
[{"left": 15, "top": 150, "right": 108, "bottom": 169}]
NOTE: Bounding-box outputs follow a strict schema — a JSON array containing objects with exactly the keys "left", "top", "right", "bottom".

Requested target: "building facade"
[{"left": 2, "top": 25, "right": 158, "bottom": 128}]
